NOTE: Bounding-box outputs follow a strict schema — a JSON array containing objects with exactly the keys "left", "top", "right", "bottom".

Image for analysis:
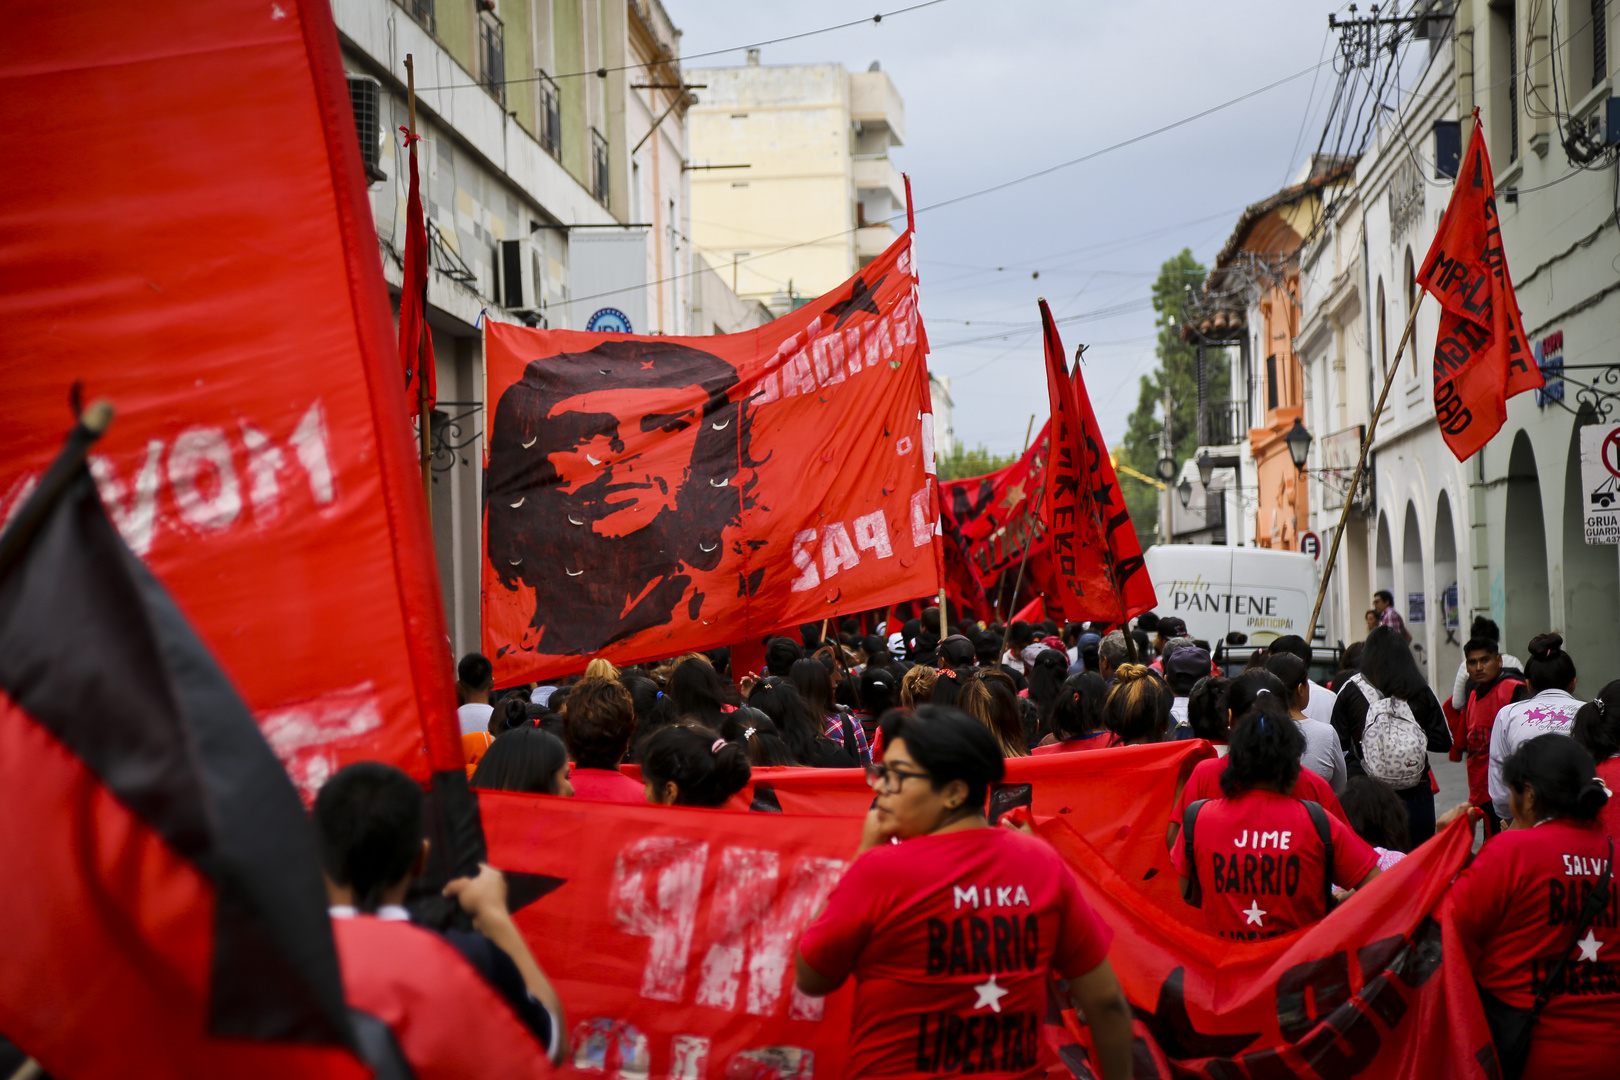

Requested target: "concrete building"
[
  {"left": 333, "top": 0, "right": 767, "bottom": 653},
  {"left": 686, "top": 55, "right": 906, "bottom": 312}
]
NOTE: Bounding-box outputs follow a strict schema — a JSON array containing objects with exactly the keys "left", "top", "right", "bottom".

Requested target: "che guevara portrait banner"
[{"left": 483, "top": 229, "right": 940, "bottom": 683}]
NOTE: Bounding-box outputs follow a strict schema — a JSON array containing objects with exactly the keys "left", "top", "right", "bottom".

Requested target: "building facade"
[
  {"left": 1291, "top": 4, "right": 1620, "bottom": 689},
  {"left": 334, "top": 0, "right": 767, "bottom": 654},
  {"left": 686, "top": 56, "right": 906, "bottom": 312}
]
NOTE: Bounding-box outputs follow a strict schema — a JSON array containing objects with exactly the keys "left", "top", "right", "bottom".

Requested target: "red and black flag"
[
  {"left": 938, "top": 419, "right": 1051, "bottom": 614},
  {"left": 1417, "top": 109, "right": 1539, "bottom": 460},
  {"left": 1037, "top": 300, "right": 1157, "bottom": 625},
  {"left": 399, "top": 121, "right": 436, "bottom": 413},
  {"left": 0, "top": 409, "right": 370, "bottom": 1079}
]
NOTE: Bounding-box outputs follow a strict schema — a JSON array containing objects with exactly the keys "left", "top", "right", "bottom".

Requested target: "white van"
[{"left": 1141, "top": 545, "right": 1319, "bottom": 651}]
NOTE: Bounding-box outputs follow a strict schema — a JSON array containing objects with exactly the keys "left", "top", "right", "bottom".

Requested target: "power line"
[
  {"left": 412, "top": 0, "right": 953, "bottom": 93},
  {"left": 560, "top": 63, "right": 1336, "bottom": 310},
  {"left": 912, "top": 58, "right": 1333, "bottom": 216}
]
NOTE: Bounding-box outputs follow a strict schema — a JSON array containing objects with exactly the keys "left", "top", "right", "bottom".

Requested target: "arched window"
[{"left": 1404, "top": 247, "right": 1417, "bottom": 375}]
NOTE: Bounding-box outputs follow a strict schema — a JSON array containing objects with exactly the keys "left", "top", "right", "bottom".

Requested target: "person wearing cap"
[
  {"left": 1072, "top": 632, "right": 1102, "bottom": 675},
  {"left": 1154, "top": 617, "right": 1188, "bottom": 658},
  {"left": 1163, "top": 646, "right": 1210, "bottom": 737}
]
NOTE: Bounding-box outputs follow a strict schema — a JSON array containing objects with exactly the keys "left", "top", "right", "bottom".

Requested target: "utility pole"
[{"left": 1160, "top": 384, "right": 1173, "bottom": 544}]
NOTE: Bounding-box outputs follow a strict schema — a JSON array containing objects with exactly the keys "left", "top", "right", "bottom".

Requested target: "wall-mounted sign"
[
  {"left": 1300, "top": 531, "right": 1321, "bottom": 560},
  {"left": 1407, "top": 591, "right": 1426, "bottom": 625},
  {"left": 1580, "top": 422, "right": 1620, "bottom": 544},
  {"left": 586, "top": 307, "right": 633, "bottom": 333},
  {"left": 1535, "top": 331, "right": 1564, "bottom": 407}
]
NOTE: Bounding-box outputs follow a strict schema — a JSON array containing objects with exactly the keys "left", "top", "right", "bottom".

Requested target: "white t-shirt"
[
  {"left": 1304, "top": 680, "right": 1337, "bottom": 728},
  {"left": 1170, "top": 697, "right": 1189, "bottom": 728},
  {"left": 1487, "top": 688, "right": 1584, "bottom": 818},
  {"left": 457, "top": 702, "right": 494, "bottom": 736},
  {"left": 1295, "top": 715, "right": 1348, "bottom": 792}
]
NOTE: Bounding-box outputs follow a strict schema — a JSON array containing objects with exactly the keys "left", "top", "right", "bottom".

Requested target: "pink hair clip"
[{"left": 710, "top": 738, "right": 727, "bottom": 754}]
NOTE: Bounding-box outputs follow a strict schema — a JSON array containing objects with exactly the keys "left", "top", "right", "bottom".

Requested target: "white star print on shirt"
[
  {"left": 972, "top": 974, "right": 1010, "bottom": 1014},
  {"left": 1577, "top": 928, "right": 1604, "bottom": 963},
  {"left": 1242, "top": 899, "right": 1266, "bottom": 927}
]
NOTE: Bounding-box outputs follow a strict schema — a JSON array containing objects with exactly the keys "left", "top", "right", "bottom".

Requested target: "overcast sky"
[{"left": 673, "top": 0, "right": 1353, "bottom": 454}]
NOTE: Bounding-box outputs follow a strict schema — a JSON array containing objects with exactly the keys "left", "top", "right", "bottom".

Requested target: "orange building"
[{"left": 1185, "top": 158, "right": 1354, "bottom": 551}]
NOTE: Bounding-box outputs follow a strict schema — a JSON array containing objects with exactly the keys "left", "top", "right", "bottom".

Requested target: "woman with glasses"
[{"left": 794, "top": 706, "right": 1133, "bottom": 1079}]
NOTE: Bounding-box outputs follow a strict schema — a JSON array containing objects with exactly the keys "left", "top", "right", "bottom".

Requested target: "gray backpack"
[{"left": 1348, "top": 674, "right": 1428, "bottom": 788}]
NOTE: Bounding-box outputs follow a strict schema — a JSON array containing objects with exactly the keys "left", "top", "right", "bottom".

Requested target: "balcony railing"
[{"left": 1198, "top": 401, "right": 1250, "bottom": 447}]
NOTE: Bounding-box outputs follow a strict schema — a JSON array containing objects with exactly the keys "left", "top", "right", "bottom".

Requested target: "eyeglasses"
[{"left": 864, "top": 762, "right": 932, "bottom": 793}]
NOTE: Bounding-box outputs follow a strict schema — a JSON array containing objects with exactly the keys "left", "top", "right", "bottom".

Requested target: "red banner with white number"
[
  {"left": 482, "top": 230, "right": 939, "bottom": 684},
  {"left": 481, "top": 792, "right": 864, "bottom": 1078}
]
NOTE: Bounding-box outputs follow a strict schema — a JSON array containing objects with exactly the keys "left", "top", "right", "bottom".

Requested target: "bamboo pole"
[
  {"left": 406, "top": 55, "right": 432, "bottom": 521},
  {"left": 1305, "top": 295, "right": 1424, "bottom": 643}
]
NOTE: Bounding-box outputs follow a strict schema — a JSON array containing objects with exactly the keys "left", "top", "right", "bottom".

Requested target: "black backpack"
[{"left": 1182, "top": 798, "right": 1335, "bottom": 913}]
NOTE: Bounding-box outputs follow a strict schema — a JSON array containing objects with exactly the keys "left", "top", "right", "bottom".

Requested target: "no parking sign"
[
  {"left": 1580, "top": 423, "right": 1620, "bottom": 544},
  {"left": 1300, "top": 531, "right": 1321, "bottom": 560}
]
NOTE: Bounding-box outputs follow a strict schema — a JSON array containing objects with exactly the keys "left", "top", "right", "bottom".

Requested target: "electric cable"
[{"left": 412, "top": 0, "right": 954, "bottom": 93}]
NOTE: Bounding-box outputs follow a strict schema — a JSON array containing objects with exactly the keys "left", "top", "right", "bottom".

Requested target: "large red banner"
[
  {"left": 483, "top": 231, "right": 939, "bottom": 683},
  {"left": 481, "top": 792, "right": 864, "bottom": 1079},
  {"left": 0, "top": 0, "right": 460, "bottom": 798},
  {"left": 491, "top": 743, "right": 1495, "bottom": 1079}
]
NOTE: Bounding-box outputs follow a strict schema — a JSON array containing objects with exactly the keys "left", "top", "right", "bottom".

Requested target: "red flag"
[
  {"left": 938, "top": 419, "right": 1051, "bottom": 606},
  {"left": 398, "top": 124, "right": 437, "bottom": 413},
  {"left": 483, "top": 230, "right": 938, "bottom": 683},
  {"left": 1037, "top": 300, "right": 1156, "bottom": 623},
  {"left": 1417, "top": 111, "right": 1539, "bottom": 460},
  {"left": 0, "top": 425, "right": 365, "bottom": 1078},
  {"left": 0, "top": 0, "right": 470, "bottom": 832},
  {"left": 1010, "top": 593, "right": 1045, "bottom": 624}
]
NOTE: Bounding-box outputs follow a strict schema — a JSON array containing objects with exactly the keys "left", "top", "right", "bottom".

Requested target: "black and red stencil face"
[{"left": 486, "top": 339, "right": 753, "bottom": 657}]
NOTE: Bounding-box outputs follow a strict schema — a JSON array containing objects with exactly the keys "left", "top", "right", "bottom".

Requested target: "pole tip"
[{"left": 81, "top": 399, "right": 114, "bottom": 435}]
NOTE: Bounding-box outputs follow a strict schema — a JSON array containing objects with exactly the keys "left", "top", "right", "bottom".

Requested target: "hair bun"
[
  {"left": 1578, "top": 776, "right": 1611, "bottom": 817},
  {"left": 1528, "top": 632, "right": 1564, "bottom": 660}
]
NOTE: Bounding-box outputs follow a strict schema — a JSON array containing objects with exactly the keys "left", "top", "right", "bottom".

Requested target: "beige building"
[
  {"left": 335, "top": 0, "right": 767, "bottom": 653},
  {"left": 686, "top": 54, "right": 906, "bottom": 311}
]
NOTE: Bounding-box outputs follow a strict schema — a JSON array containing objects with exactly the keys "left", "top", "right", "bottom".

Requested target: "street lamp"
[
  {"left": 1285, "top": 417, "right": 1313, "bottom": 472},
  {"left": 1155, "top": 455, "right": 1177, "bottom": 482},
  {"left": 1196, "top": 450, "right": 1214, "bottom": 488},
  {"left": 1177, "top": 476, "right": 1193, "bottom": 509}
]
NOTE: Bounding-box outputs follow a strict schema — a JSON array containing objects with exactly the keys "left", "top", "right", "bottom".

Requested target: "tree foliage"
[
  {"left": 1118, "top": 250, "right": 1231, "bottom": 549},
  {"left": 937, "top": 440, "right": 1017, "bottom": 482}
]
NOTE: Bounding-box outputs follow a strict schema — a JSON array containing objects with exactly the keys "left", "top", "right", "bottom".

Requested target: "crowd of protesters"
[{"left": 309, "top": 598, "right": 1617, "bottom": 1080}]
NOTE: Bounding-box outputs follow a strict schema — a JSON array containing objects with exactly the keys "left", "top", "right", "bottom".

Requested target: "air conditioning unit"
[
  {"left": 499, "top": 238, "right": 540, "bottom": 313},
  {"left": 346, "top": 75, "right": 387, "bottom": 184}
]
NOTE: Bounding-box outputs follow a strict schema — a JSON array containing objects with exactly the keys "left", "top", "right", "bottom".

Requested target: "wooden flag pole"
[
  {"left": 1305, "top": 295, "right": 1423, "bottom": 643},
  {"left": 938, "top": 588, "right": 948, "bottom": 639},
  {"left": 405, "top": 55, "right": 432, "bottom": 521}
]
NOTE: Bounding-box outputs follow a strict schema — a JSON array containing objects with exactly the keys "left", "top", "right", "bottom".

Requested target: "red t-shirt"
[
  {"left": 1599, "top": 757, "right": 1620, "bottom": 846},
  {"left": 798, "top": 827, "right": 1112, "bottom": 1079},
  {"left": 568, "top": 766, "right": 647, "bottom": 804},
  {"left": 1030, "top": 732, "right": 1116, "bottom": 756},
  {"left": 1171, "top": 756, "right": 1349, "bottom": 826},
  {"left": 1169, "top": 790, "right": 1378, "bottom": 939},
  {"left": 1448, "top": 817, "right": 1620, "bottom": 1075}
]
